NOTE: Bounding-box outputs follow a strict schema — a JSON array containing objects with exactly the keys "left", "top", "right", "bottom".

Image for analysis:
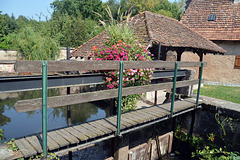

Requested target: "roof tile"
[
  {"left": 71, "top": 11, "right": 226, "bottom": 57},
  {"left": 181, "top": 0, "right": 240, "bottom": 40}
]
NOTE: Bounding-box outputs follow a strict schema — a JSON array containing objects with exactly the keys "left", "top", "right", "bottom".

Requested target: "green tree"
[
  {"left": 50, "top": 13, "right": 103, "bottom": 47},
  {"left": 8, "top": 27, "right": 60, "bottom": 60},
  {"left": 126, "top": 0, "right": 184, "bottom": 20},
  {"left": 0, "top": 12, "right": 18, "bottom": 49},
  {"left": 50, "top": 0, "right": 105, "bottom": 20}
]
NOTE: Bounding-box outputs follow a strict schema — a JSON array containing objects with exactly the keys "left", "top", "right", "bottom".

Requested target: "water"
[{"left": 0, "top": 89, "right": 111, "bottom": 143}]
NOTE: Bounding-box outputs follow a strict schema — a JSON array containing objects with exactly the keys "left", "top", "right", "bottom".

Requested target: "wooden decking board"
[
  {"left": 124, "top": 111, "right": 147, "bottom": 123},
  {"left": 96, "top": 119, "right": 117, "bottom": 132},
  {"left": 15, "top": 138, "right": 37, "bottom": 158},
  {"left": 152, "top": 106, "right": 171, "bottom": 114},
  {"left": 142, "top": 108, "right": 162, "bottom": 119},
  {"left": 73, "top": 125, "right": 97, "bottom": 138},
  {"left": 106, "top": 115, "right": 133, "bottom": 128},
  {"left": 48, "top": 131, "right": 70, "bottom": 147},
  {"left": 56, "top": 129, "right": 79, "bottom": 144},
  {"left": 118, "top": 116, "right": 135, "bottom": 127},
  {"left": 137, "top": 108, "right": 159, "bottom": 118},
  {"left": 15, "top": 100, "right": 201, "bottom": 158},
  {"left": 149, "top": 106, "right": 170, "bottom": 116},
  {"left": 81, "top": 123, "right": 105, "bottom": 136},
  {"left": 128, "top": 111, "right": 151, "bottom": 123},
  {"left": 25, "top": 136, "right": 43, "bottom": 153},
  {"left": 100, "top": 118, "right": 117, "bottom": 129},
  {"left": 64, "top": 127, "right": 88, "bottom": 141},
  {"left": 90, "top": 121, "right": 113, "bottom": 134},
  {"left": 106, "top": 116, "right": 128, "bottom": 129},
  {"left": 38, "top": 134, "right": 60, "bottom": 151},
  {"left": 121, "top": 115, "right": 138, "bottom": 126},
  {"left": 133, "top": 109, "right": 156, "bottom": 120},
  {"left": 121, "top": 114, "right": 140, "bottom": 125},
  {"left": 123, "top": 111, "right": 143, "bottom": 122}
]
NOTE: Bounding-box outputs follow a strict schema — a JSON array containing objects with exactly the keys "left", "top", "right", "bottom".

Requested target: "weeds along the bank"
[{"left": 174, "top": 113, "right": 240, "bottom": 159}]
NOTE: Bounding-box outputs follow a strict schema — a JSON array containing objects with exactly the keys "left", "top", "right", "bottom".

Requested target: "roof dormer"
[{"left": 234, "top": 0, "right": 240, "bottom": 4}]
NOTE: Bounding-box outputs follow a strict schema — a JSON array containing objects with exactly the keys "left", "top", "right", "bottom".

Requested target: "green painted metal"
[
  {"left": 116, "top": 61, "right": 123, "bottom": 136},
  {"left": 42, "top": 61, "right": 48, "bottom": 158},
  {"left": 170, "top": 61, "right": 178, "bottom": 117},
  {"left": 195, "top": 62, "right": 204, "bottom": 109}
]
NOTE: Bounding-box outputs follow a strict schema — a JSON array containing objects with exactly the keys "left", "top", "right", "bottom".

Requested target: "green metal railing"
[
  {"left": 40, "top": 60, "right": 204, "bottom": 157},
  {"left": 195, "top": 62, "right": 204, "bottom": 109},
  {"left": 42, "top": 61, "right": 48, "bottom": 158},
  {"left": 170, "top": 61, "right": 178, "bottom": 118},
  {"left": 116, "top": 61, "right": 123, "bottom": 136}
]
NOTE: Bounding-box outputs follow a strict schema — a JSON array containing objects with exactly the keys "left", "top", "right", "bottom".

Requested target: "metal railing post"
[
  {"left": 42, "top": 61, "right": 48, "bottom": 158},
  {"left": 195, "top": 62, "right": 204, "bottom": 109},
  {"left": 170, "top": 61, "right": 178, "bottom": 117},
  {"left": 116, "top": 61, "right": 123, "bottom": 136}
]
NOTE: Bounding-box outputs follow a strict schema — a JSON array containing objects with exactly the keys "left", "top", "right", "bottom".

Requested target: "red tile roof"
[
  {"left": 181, "top": 0, "right": 240, "bottom": 40},
  {"left": 71, "top": 11, "right": 226, "bottom": 58}
]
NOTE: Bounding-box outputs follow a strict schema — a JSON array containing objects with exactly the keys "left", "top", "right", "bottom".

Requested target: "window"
[
  {"left": 208, "top": 14, "right": 216, "bottom": 21},
  {"left": 234, "top": 55, "right": 240, "bottom": 69}
]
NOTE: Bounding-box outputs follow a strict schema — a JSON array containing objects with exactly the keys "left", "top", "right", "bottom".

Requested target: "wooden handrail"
[
  {"left": 14, "top": 79, "right": 202, "bottom": 112},
  {"left": 14, "top": 60, "right": 207, "bottom": 73}
]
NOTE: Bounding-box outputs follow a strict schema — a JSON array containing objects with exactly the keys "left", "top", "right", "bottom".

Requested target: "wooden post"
[
  {"left": 67, "top": 47, "right": 71, "bottom": 126},
  {"left": 197, "top": 50, "right": 203, "bottom": 78},
  {"left": 113, "top": 134, "right": 129, "bottom": 160},
  {"left": 176, "top": 48, "right": 184, "bottom": 61},
  {"left": 154, "top": 43, "right": 161, "bottom": 105},
  {"left": 188, "top": 50, "right": 203, "bottom": 137},
  {"left": 67, "top": 47, "right": 72, "bottom": 160}
]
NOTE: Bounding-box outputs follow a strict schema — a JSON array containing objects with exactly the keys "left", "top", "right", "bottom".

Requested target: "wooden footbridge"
[{"left": 12, "top": 60, "right": 205, "bottom": 159}]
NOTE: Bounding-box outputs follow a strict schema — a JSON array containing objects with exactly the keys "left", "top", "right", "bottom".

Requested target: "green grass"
[{"left": 194, "top": 84, "right": 240, "bottom": 104}]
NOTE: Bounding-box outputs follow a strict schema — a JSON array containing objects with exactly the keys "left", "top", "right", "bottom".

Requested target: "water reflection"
[{"left": 0, "top": 89, "right": 111, "bottom": 143}]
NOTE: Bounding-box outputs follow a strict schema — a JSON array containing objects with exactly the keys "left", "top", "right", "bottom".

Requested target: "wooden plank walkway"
[{"left": 15, "top": 99, "right": 201, "bottom": 158}]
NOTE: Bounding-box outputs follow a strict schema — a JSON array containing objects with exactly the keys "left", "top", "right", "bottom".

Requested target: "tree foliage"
[
  {"left": 0, "top": 12, "right": 18, "bottom": 49},
  {"left": 127, "top": 0, "right": 184, "bottom": 20},
  {"left": 50, "top": 13, "right": 103, "bottom": 48},
  {"left": 50, "top": 0, "right": 105, "bottom": 20},
  {"left": 0, "top": 0, "right": 185, "bottom": 59},
  {"left": 9, "top": 27, "right": 60, "bottom": 60}
]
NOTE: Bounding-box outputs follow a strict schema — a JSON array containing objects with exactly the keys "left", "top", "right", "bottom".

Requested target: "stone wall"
[
  {"left": 180, "top": 41, "right": 240, "bottom": 85},
  {"left": 179, "top": 96, "right": 240, "bottom": 151},
  {"left": 0, "top": 48, "right": 74, "bottom": 72},
  {"left": 181, "top": 52, "right": 240, "bottom": 84}
]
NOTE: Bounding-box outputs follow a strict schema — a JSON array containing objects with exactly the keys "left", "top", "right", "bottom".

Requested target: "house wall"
[
  {"left": 213, "top": 41, "right": 240, "bottom": 55},
  {"left": 181, "top": 52, "right": 240, "bottom": 85}
]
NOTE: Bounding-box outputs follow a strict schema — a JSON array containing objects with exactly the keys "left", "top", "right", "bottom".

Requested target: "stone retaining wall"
[{"left": 0, "top": 48, "right": 74, "bottom": 72}]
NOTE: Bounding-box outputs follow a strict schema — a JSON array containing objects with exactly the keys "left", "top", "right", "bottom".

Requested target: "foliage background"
[{"left": 0, "top": 0, "right": 185, "bottom": 60}]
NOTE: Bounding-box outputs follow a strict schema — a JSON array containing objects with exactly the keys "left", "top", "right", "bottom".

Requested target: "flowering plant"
[{"left": 91, "top": 41, "right": 154, "bottom": 89}]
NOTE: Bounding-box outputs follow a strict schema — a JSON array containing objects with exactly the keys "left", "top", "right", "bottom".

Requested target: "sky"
[{"left": 0, "top": 0, "right": 175, "bottom": 20}]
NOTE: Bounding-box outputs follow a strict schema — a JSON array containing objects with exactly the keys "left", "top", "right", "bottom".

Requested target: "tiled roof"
[
  {"left": 181, "top": 0, "right": 240, "bottom": 40},
  {"left": 71, "top": 11, "right": 226, "bottom": 58}
]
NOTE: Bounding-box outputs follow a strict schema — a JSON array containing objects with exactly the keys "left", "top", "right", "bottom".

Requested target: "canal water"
[{"left": 0, "top": 88, "right": 111, "bottom": 143}]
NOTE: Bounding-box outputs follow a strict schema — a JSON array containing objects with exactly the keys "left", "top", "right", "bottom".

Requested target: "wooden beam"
[
  {"left": 15, "top": 79, "right": 202, "bottom": 112},
  {"left": 197, "top": 50, "right": 204, "bottom": 78},
  {"left": 15, "top": 60, "right": 207, "bottom": 73},
  {"left": 176, "top": 48, "right": 185, "bottom": 61}
]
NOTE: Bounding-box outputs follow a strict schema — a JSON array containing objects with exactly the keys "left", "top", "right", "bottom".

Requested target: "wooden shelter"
[{"left": 70, "top": 11, "right": 226, "bottom": 61}]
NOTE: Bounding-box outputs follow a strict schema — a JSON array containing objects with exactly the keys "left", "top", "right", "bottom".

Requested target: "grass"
[{"left": 194, "top": 84, "right": 240, "bottom": 104}]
